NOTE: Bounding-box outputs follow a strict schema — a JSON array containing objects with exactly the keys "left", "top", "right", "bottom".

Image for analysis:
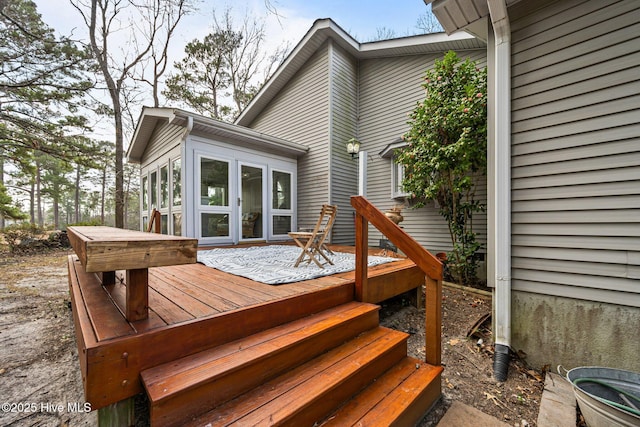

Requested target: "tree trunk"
[
  {"left": 101, "top": 167, "right": 106, "bottom": 225},
  {"left": 53, "top": 191, "right": 59, "bottom": 229},
  {"left": 29, "top": 182, "right": 35, "bottom": 225},
  {"left": 36, "top": 161, "right": 43, "bottom": 227},
  {"left": 75, "top": 165, "right": 81, "bottom": 223},
  {"left": 0, "top": 157, "right": 4, "bottom": 230},
  {"left": 114, "top": 109, "right": 124, "bottom": 228}
]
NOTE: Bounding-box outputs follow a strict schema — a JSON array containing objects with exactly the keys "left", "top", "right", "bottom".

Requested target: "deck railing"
[{"left": 351, "top": 195, "right": 443, "bottom": 366}]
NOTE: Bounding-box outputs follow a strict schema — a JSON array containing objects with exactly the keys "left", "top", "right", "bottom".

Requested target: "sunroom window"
[{"left": 271, "top": 170, "right": 293, "bottom": 236}]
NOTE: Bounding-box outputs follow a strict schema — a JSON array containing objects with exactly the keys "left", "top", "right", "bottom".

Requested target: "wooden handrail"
[{"left": 351, "top": 195, "right": 442, "bottom": 366}]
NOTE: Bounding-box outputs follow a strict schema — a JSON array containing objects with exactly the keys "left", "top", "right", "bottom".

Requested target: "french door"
[
  {"left": 238, "top": 163, "right": 265, "bottom": 242},
  {"left": 198, "top": 153, "right": 293, "bottom": 243}
]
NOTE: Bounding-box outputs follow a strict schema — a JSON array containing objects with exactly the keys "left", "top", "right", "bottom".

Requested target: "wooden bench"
[{"left": 67, "top": 226, "right": 198, "bottom": 322}]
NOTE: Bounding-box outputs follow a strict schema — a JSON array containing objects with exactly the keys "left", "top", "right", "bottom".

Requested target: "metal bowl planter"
[{"left": 562, "top": 366, "right": 640, "bottom": 427}]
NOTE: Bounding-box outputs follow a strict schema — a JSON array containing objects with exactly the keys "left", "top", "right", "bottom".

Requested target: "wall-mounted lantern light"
[{"left": 346, "top": 138, "right": 361, "bottom": 159}]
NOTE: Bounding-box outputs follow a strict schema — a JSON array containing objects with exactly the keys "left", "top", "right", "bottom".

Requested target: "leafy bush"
[{"left": 397, "top": 51, "right": 487, "bottom": 285}]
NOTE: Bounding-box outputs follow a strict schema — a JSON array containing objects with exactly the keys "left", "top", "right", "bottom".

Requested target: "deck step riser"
[
  {"left": 322, "top": 358, "right": 443, "bottom": 426},
  {"left": 186, "top": 327, "right": 409, "bottom": 426},
  {"left": 145, "top": 304, "right": 381, "bottom": 427},
  {"left": 274, "top": 332, "right": 409, "bottom": 427}
]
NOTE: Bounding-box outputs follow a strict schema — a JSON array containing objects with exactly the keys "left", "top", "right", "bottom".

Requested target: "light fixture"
[{"left": 346, "top": 138, "right": 361, "bottom": 159}]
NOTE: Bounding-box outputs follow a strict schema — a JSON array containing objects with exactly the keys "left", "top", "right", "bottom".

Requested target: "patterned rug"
[{"left": 197, "top": 245, "right": 400, "bottom": 285}]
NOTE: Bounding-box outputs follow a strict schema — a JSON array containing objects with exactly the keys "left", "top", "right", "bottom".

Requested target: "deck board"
[
  {"left": 71, "top": 259, "right": 135, "bottom": 341},
  {"left": 150, "top": 270, "right": 218, "bottom": 318},
  {"left": 167, "top": 264, "right": 267, "bottom": 307},
  {"left": 69, "top": 244, "right": 421, "bottom": 410},
  {"left": 148, "top": 287, "right": 195, "bottom": 325},
  {"left": 150, "top": 267, "right": 236, "bottom": 314}
]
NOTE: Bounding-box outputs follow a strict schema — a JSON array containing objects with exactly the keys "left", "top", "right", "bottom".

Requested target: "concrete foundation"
[{"left": 509, "top": 291, "right": 640, "bottom": 373}]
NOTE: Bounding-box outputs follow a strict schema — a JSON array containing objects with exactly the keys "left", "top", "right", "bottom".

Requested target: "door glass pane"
[
  {"left": 172, "top": 159, "right": 181, "bottom": 206},
  {"left": 142, "top": 176, "right": 148, "bottom": 211},
  {"left": 272, "top": 171, "right": 291, "bottom": 210},
  {"left": 201, "top": 158, "right": 229, "bottom": 206},
  {"left": 160, "top": 165, "right": 169, "bottom": 209},
  {"left": 273, "top": 215, "right": 291, "bottom": 235},
  {"left": 241, "top": 165, "right": 262, "bottom": 239},
  {"left": 150, "top": 171, "right": 157, "bottom": 209},
  {"left": 202, "top": 213, "right": 228, "bottom": 237}
]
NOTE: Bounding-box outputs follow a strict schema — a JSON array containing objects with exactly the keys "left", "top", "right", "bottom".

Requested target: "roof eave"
[
  {"left": 235, "top": 17, "right": 485, "bottom": 127},
  {"left": 128, "top": 108, "right": 308, "bottom": 164},
  {"left": 127, "top": 107, "right": 176, "bottom": 164}
]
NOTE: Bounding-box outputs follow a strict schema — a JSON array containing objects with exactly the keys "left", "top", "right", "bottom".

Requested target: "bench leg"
[{"left": 126, "top": 268, "right": 148, "bottom": 322}]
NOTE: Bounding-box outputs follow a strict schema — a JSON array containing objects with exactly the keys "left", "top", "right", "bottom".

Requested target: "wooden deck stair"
[{"left": 141, "top": 301, "right": 442, "bottom": 426}]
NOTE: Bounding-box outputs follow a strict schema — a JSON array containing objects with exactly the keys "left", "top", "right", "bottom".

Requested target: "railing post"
[
  {"left": 354, "top": 211, "right": 368, "bottom": 302},
  {"left": 351, "top": 196, "right": 442, "bottom": 368},
  {"left": 425, "top": 275, "right": 442, "bottom": 366}
]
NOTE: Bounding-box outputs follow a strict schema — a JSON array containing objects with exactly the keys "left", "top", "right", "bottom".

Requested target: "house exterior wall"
[
  {"left": 139, "top": 121, "right": 184, "bottom": 165},
  {"left": 248, "top": 44, "right": 332, "bottom": 235},
  {"left": 138, "top": 121, "right": 184, "bottom": 234},
  {"left": 502, "top": 0, "right": 640, "bottom": 370},
  {"left": 328, "top": 42, "right": 358, "bottom": 244},
  {"left": 359, "top": 50, "right": 487, "bottom": 259}
]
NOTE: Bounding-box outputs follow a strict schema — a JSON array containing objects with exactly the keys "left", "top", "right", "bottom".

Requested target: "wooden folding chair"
[{"left": 288, "top": 204, "right": 337, "bottom": 268}]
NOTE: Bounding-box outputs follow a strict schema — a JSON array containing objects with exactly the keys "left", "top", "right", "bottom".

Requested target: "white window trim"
[
  {"left": 379, "top": 139, "right": 410, "bottom": 200},
  {"left": 268, "top": 167, "right": 296, "bottom": 240},
  {"left": 392, "top": 159, "right": 410, "bottom": 199},
  {"left": 196, "top": 153, "right": 235, "bottom": 243}
]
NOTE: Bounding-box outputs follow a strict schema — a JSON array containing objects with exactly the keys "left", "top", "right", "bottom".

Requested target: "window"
[
  {"left": 161, "top": 214, "right": 168, "bottom": 234},
  {"left": 272, "top": 171, "right": 291, "bottom": 210},
  {"left": 142, "top": 175, "right": 148, "bottom": 211},
  {"left": 172, "top": 213, "right": 182, "bottom": 236},
  {"left": 150, "top": 171, "right": 157, "bottom": 209},
  {"left": 160, "top": 165, "right": 169, "bottom": 209},
  {"left": 172, "top": 159, "right": 181, "bottom": 206},
  {"left": 200, "top": 158, "right": 229, "bottom": 207},
  {"left": 271, "top": 169, "right": 293, "bottom": 236},
  {"left": 201, "top": 213, "right": 229, "bottom": 237},
  {"left": 380, "top": 139, "right": 410, "bottom": 200},
  {"left": 392, "top": 157, "right": 409, "bottom": 199},
  {"left": 170, "top": 158, "right": 182, "bottom": 236},
  {"left": 273, "top": 215, "right": 291, "bottom": 235}
]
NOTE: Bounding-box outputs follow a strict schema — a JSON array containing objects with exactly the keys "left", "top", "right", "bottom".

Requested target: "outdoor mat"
[{"left": 197, "top": 244, "right": 401, "bottom": 285}]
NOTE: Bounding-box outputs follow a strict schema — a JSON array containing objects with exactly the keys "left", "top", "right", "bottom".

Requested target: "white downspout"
[
  {"left": 181, "top": 115, "right": 194, "bottom": 144},
  {"left": 487, "top": 0, "right": 511, "bottom": 382},
  {"left": 358, "top": 151, "right": 367, "bottom": 196}
]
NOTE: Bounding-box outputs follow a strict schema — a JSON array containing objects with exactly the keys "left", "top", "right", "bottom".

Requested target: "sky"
[
  {"left": 31, "top": 0, "right": 435, "bottom": 139},
  {"left": 34, "top": 0, "right": 433, "bottom": 52}
]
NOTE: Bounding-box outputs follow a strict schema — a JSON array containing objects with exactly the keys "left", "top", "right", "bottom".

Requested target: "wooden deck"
[{"left": 68, "top": 244, "right": 424, "bottom": 410}]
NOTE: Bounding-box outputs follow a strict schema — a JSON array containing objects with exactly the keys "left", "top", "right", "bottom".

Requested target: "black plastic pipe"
[{"left": 493, "top": 344, "right": 510, "bottom": 382}]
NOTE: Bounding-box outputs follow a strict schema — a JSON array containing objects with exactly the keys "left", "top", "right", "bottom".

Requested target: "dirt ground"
[
  {"left": 0, "top": 250, "right": 544, "bottom": 426},
  {"left": 379, "top": 285, "right": 545, "bottom": 426}
]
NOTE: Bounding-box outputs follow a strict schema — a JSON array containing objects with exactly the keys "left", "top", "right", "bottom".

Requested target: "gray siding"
[
  {"left": 140, "top": 121, "right": 183, "bottom": 165},
  {"left": 249, "top": 45, "right": 331, "bottom": 231},
  {"left": 359, "top": 50, "right": 487, "bottom": 255},
  {"left": 509, "top": 0, "right": 640, "bottom": 306},
  {"left": 328, "top": 42, "right": 358, "bottom": 244}
]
